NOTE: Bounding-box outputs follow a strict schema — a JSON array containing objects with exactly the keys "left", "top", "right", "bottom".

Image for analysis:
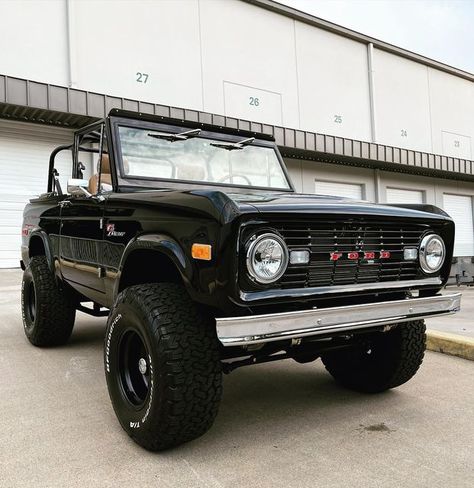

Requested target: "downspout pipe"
[
  {"left": 367, "top": 42, "right": 377, "bottom": 143},
  {"left": 65, "top": 0, "right": 76, "bottom": 88}
]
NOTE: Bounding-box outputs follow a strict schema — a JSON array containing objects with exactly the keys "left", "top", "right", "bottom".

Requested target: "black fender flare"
[
  {"left": 115, "top": 233, "right": 193, "bottom": 296},
  {"left": 27, "top": 230, "right": 55, "bottom": 274}
]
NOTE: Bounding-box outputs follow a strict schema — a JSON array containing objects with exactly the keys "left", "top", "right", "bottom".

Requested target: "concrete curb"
[{"left": 426, "top": 330, "right": 474, "bottom": 361}]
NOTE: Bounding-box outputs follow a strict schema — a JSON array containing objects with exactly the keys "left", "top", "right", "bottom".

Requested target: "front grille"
[{"left": 273, "top": 220, "right": 429, "bottom": 289}]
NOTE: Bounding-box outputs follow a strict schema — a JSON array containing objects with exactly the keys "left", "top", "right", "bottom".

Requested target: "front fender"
[{"left": 115, "top": 233, "right": 193, "bottom": 295}]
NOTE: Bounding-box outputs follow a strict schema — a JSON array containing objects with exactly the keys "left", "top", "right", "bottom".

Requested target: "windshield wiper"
[
  {"left": 210, "top": 137, "right": 255, "bottom": 151},
  {"left": 148, "top": 128, "right": 201, "bottom": 142}
]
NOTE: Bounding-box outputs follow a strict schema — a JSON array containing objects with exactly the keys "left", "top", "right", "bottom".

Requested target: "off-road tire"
[
  {"left": 321, "top": 320, "right": 426, "bottom": 393},
  {"left": 104, "top": 283, "right": 222, "bottom": 451},
  {"left": 21, "top": 255, "right": 76, "bottom": 347}
]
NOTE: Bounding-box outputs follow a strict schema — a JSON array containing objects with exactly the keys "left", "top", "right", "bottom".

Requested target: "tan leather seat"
[
  {"left": 88, "top": 154, "right": 112, "bottom": 194},
  {"left": 177, "top": 163, "right": 206, "bottom": 181}
]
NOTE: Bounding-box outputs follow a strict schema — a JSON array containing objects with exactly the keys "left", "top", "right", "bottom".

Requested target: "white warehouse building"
[{"left": 0, "top": 0, "right": 474, "bottom": 282}]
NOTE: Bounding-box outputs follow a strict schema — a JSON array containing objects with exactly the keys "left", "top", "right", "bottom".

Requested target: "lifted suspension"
[{"left": 221, "top": 338, "right": 358, "bottom": 374}]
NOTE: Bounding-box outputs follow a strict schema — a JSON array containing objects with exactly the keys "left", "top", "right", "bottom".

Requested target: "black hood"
[
  {"left": 109, "top": 188, "right": 451, "bottom": 225},
  {"left": 222, "top": 191, "right": 451, "bottom": 222}
]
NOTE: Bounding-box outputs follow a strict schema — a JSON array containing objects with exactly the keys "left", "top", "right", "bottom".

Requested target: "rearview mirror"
[{"left": 67, "top": 178, "right": 91, "bottom": 197}]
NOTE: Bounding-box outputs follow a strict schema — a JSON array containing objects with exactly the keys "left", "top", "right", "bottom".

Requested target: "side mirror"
[{"left": 67, "top": 178, "right": 91, "bottom": 198}]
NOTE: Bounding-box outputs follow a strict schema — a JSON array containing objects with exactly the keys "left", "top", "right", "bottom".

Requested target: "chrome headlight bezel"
[
  {"left": 419, "top": 234, "right": 445, "bottom": 274},
  {"left": 246, "top": 233, "right": 289, "bottom": 284}
]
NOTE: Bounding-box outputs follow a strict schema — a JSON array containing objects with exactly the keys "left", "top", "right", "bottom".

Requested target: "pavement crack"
[{"left": 357, "top": 422, "right": 395, "bottom": 434}]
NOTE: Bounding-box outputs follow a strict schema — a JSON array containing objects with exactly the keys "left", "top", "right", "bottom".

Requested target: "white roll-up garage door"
[
  {"left": 314, "top": 180, "right": 363, "bottom": 199},
  {"left": 0, "top": 120, "right": 74, "bottom": 268},
  {"left": 443, "top": 193, "right": 474, "bottom": 257},
  {"left": 386, "top": 187, "right": 424, "bottom": 204}
]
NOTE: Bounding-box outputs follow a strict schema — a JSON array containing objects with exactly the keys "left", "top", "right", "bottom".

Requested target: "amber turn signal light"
[{"left": 191, "top": 243, "right": 212, "bottom": 261}]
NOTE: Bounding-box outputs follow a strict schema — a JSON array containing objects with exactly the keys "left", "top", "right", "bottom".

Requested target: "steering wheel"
[
  {"left": 163, "top": 159, "right": 177, "bottom": 179},
  {"left": 218, "top": 174, "right": 252, "bottom": 185}
]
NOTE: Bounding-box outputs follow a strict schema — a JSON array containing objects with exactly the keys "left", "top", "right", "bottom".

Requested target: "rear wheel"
[
  {"left": 21, "top": 256, "right": 76, "bottom": 347},
  {"left": 321, "top": 321, "right": 426, "bottom": 393},
  {"left": 104, "top": 283, "right": 222, "bottom": 451}
]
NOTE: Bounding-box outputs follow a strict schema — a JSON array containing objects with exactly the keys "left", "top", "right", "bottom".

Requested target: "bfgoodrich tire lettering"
[
  {"left": 321, "top": 320, "right": 426, "bottom": 393},
  {"left": 21, "top": 255, "right": 76, "bottom": 347},
  {"left": 104, "top": 283, "right": 222, "bottom": 451}
]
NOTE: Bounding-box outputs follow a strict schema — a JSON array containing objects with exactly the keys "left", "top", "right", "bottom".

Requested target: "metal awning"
[{"left": 1, "top": 74, "right": 473, "bottom": 182}]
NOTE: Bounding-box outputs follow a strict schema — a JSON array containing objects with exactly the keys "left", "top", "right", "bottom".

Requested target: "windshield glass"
[{"left": 117, "top": 125, "right": 291, "bottom": 190}]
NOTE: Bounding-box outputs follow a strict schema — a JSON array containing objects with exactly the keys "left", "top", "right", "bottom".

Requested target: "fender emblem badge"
[{"left": 106, "top": 223, "right": 125, "bottom": 237}]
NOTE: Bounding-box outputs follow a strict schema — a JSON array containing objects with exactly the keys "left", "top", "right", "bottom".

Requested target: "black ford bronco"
[{"left": 21, "top": 109, "right": 461, "bottom": 450}]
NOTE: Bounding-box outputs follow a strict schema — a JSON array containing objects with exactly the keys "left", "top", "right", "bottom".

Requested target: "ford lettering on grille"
[{"left": 330, "top": 251, "right": 391, "bottom": 261}]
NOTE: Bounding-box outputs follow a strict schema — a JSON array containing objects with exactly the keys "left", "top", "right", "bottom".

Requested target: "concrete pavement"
[
  {"left": 425, "top": 286, "right": 474, "bottom": 360},
  {"left": 1, "top": 269, "right": 474, "bottom": 488},
  {"left": 429, "top": 286, "right": 474, "bottom": 339}
]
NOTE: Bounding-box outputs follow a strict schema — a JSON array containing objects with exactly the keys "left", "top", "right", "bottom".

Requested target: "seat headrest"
[
  {"left": 178, "top": 163, "right": 206, "bottom": 181},
  {"left": 98, "top": 154, "right": 111, "bottom": 174},
  {"left": 122, "top": 157, "right": 130, "bottom": 175}
]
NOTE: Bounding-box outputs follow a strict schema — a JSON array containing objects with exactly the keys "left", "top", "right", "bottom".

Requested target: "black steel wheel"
[
  {"left": 25, "top": 281, "right": 36, "bottom": 325},
  {"left": 104, "top": 283, "right": 222, "bottom": 451},
  {"left": 118, "top": 329, "right": 151, "bottom": 407}
]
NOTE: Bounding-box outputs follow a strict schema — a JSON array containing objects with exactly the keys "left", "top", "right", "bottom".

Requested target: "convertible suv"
[{"left": 21, "top": 109, "right": 461, "bottom": 450}]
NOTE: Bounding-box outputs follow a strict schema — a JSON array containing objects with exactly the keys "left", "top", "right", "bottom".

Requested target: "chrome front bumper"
[{"left": 216, "top": 293, "right": 462, "bottom": 346}]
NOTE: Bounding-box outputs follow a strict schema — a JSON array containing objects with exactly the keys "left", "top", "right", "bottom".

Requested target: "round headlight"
[
  {"left": 419, "top": 234, "right": 445, "bottom": 273},
  {"left": 246, "top": 233, "right": 288, "bottom": 284}
]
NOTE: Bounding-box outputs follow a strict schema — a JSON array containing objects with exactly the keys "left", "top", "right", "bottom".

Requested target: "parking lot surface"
[
  {"left": 1, "top": 269, "right": 473, "bottom": 488},
  {"left": 430, "top": 286, "right": 474, "bottom": 339}
]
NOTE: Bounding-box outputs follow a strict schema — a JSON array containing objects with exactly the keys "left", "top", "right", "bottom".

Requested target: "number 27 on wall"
[{"left": 136, "top": 72, "right": 149, "bottom": 83}]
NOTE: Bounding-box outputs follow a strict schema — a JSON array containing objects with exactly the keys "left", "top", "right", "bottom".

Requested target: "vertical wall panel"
[
  {"left": 428, "top": 68, "right": 474, "bottom": 159},
  {"left": 72, "top": 0, "right": 203, "bottom": 110},
  {"left": 295, "top": 22, "right": 372, "bottom": 140},
  {"left": 373, "top": 49, "right": 432, "bottom": 152},
  {"left": 0, "top": 1, "right": 68, "bottom": 85},
  {"left": 199, "top": 0, "right": 299, "bottom": 128}
]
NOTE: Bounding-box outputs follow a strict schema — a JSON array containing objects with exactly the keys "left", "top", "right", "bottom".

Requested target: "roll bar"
[{"left": 47, "top": 144, "right": 73, "bottom": 193}]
